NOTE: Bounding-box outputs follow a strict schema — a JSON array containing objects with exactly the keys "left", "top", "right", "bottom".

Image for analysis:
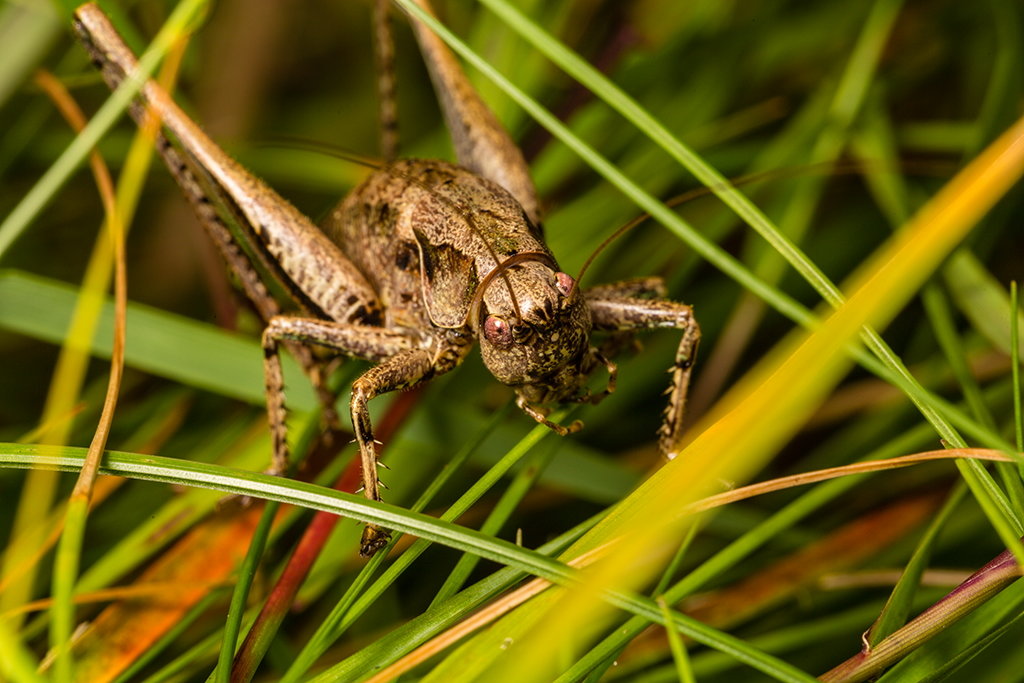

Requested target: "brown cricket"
[{"left": 72, "top": 1, "right": 700, "bottom": 556}]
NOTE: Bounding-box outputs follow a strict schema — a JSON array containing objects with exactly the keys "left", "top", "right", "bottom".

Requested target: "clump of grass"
[{"left": 1, "top": 1, "right": 1023, "bottom": 682}]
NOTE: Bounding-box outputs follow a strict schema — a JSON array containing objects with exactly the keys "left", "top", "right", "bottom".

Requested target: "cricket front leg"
[
  {"left": 262, "top": 316, "right": 419, "bottom": 473},
  {"left": 587, "top": 291, "right": 700, "bottom": 459},
  {"left": 263, "top": 317, "right": 470, "bottom": 556},
  {"left": 349, "top": 350, "right": 439, "bottom": 556}
]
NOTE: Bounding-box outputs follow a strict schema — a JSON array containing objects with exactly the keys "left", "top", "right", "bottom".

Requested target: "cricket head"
[{"left": 474, "top": 256, "right": 614, "bottom": 419}]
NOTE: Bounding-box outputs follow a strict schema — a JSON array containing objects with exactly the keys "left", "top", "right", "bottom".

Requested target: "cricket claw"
[
  {"left": 563, "top": 419, "right": 584, "bottom": 434},
  {"left": 543, "top": 415, "right": 584, "bottom": 436},
  {"left": 360, "top": 524, "right": 392, "bottom": 557},
  {"left": 516, "top": 395, "right": 586, "bottom": 436}
]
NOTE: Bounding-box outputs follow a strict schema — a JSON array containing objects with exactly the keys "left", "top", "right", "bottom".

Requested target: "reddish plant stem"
[
  {"left": 820, "top": 546, "right": 1022, "bottom": 683},
  {"left": 230, "top": 387, "right": 424, "bottom": 683}
]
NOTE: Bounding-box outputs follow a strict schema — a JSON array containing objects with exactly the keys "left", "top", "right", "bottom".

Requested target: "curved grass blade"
[
  {"left": 0, "top": 442, "right": 817, "bottom": 683},
  {"left": 0, "top": 0, "right": 209, "bottom": 259},
  {"left": 413, "top": 105, "right": 1024, "bottom": 681}
]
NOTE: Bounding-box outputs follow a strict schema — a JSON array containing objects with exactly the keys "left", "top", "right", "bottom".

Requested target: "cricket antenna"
[
  {"left": 255, "top": 138, "right": 385, "bottom": 172},
  {"left": 567, "top": 158, "right": 928, "bottom": 298},
  {"left": 469, "top": 250, "right": 557, "bottom": 329}
]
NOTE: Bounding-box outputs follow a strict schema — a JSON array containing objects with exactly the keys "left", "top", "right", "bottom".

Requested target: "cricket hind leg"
[
  {"left": 75, "top": 5, "right": 374, "bottom": 429},
  {"left": 374, "top": 0, "right": 400, "bottom": 161},
  {"left": 262, "top": 317, "right": 472, "bottom": 556},
  {"left": 586, "top": 287, "right": 700, "bottom": 459},
  {"left": 154, "top": 133, "right": 345, "bottom": 431},
  {"left": 404, "top": 0, "right": 541, "bottom": 225}
]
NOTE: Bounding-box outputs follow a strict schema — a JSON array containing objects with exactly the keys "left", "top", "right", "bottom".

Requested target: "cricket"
[{"left": 72, "top": 0, "right": 700, "bottom": 556}]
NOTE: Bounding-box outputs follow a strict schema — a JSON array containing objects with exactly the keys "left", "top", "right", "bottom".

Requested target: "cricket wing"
[{"left": 411, "top": 224, "right": 478, "bottom": 329}]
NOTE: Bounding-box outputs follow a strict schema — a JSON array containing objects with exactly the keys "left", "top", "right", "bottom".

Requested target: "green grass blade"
[
  {"left": 945, "top": 252, "right": 1024, "bottom": 358},
  {"left": 1013, "top": 282, "right": 1023, "bottom": 458},
  {"left": 0, "top": 0, "right": 209, "bottom": 260},
  {"left": 658, "top": 596, "right": 695, "bottom": 683},
  {"left": 0, "top": 618, "right": 44, "bottom": 683},
  {"left": 0, "top": 270, "right": 313, "bottom": 409},
  {"left": 0, "top": 0, "right": 61, "bottom": 107},
  {"left": 869, "top": 577, "right": 1024, "bottom": 683},
  {"left": 430, "top": 437, "right": 558, "bottom": 606},
  {"left": 280, "top": 404, "right": 512, "bottom": 682},
  {"left": 866, "top": 486, "right": 968, "bottom": 646},
  {"left": 213, "top": 500, "right": 278, "bottom": 683},
  {"left": 309, "top": 516, "right": 595, "bottom": 683},
  {"left": 0, "top": 442, "right": 817, "bottom": 683}
]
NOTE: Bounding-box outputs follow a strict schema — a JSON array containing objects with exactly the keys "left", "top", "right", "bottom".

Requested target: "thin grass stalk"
[
  {"left": 1013, "top": 282, "right": 1022, "bottom": 458},
  {"left": 50, "top": 38, "right": 188, "bottom": 678},
  {"left": 821, "top": 549, "right": 1023, "bottom": 682},
  {"left": 865, "top": 485, "right": 969, "bottom": 646},
  {"left": 922, "top": 285, "right": 1024, "bottom": 514},
  {"left": 280, "top": 402, "right": 515, "bottom": 682},
  {"left": 312, "top": 515, "right": 597, "bottom": 682},
  {"left": 31, "top": 67, "right": 128, "bottom": 681},
  {"left": 0, "top": 0, "right": 208, "bottom": 258},
  {"left": 0, "top": 11, "right": 191, "bottom": 635},
  {"left": 697, "top": 0, "right": 902, "bottom": 407},
  {"left": 657, "top": 596, "right": 695, "bottom": 683},
  {"left": 114, "top": 590, "right": 228, "bottom": 683},
  {"left": 430, "top": 437, "right": 559, "bottom": 605},
  {"left": 212, "top": 500, "right": 278, "bottom": 683},
  {"left": 0, "top": 618, "right": 44, "bottom": 683},
  {"left": 391, "top": 6, "right": 1018, "bottom": 558}
]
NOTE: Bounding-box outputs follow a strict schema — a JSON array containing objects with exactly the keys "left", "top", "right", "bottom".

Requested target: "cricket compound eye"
[
  {"left": 483, "top": 315, "right": 513, "bottom": 348},
  {"left": 555, "top": 272, "right": 575, "bottom": 296}
]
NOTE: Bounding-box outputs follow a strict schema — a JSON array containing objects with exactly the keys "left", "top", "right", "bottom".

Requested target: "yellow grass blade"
[{"left": 424, "top": 109, "right": 1024, "bottom": 682}]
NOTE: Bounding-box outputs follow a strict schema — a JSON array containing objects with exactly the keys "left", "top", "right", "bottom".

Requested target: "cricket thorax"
[{"left": 325, "top": 159, "right": 548, "bottom": 330}]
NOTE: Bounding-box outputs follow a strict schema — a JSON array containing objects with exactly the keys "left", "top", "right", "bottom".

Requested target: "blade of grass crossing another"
[
  {"left": 1013, "top": 282, "right": 1023, "bottom": 474},
  {"left": 0, "top": 0, "right": 209, "bottom": 258},
  {"left": 430, "top": 437, "right": 560, "bottom": 606},
  {"left": 279, "top": 403, "right": 514, "bottom": 683},
  {"left": 421, "top": 109, "right": 1024, "bottom": 681},
  {"left": 391, "top": 1, "right": 1022, "bottom": 556},
  {"left": 658, "top": 597, "right": 695, "bottom": 683},
  {"left": 0, "top": 442, "right": 818, "bottom": 683}
]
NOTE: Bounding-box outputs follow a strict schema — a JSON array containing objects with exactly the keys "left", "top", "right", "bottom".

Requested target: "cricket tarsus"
[{"left": 74, "top": 0, "right": 700, "bottom": 558}]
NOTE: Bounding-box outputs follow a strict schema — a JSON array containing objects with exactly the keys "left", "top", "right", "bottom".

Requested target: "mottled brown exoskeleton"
[{"left": 73, "top": 1, "right": 699, "bottom": 556}]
